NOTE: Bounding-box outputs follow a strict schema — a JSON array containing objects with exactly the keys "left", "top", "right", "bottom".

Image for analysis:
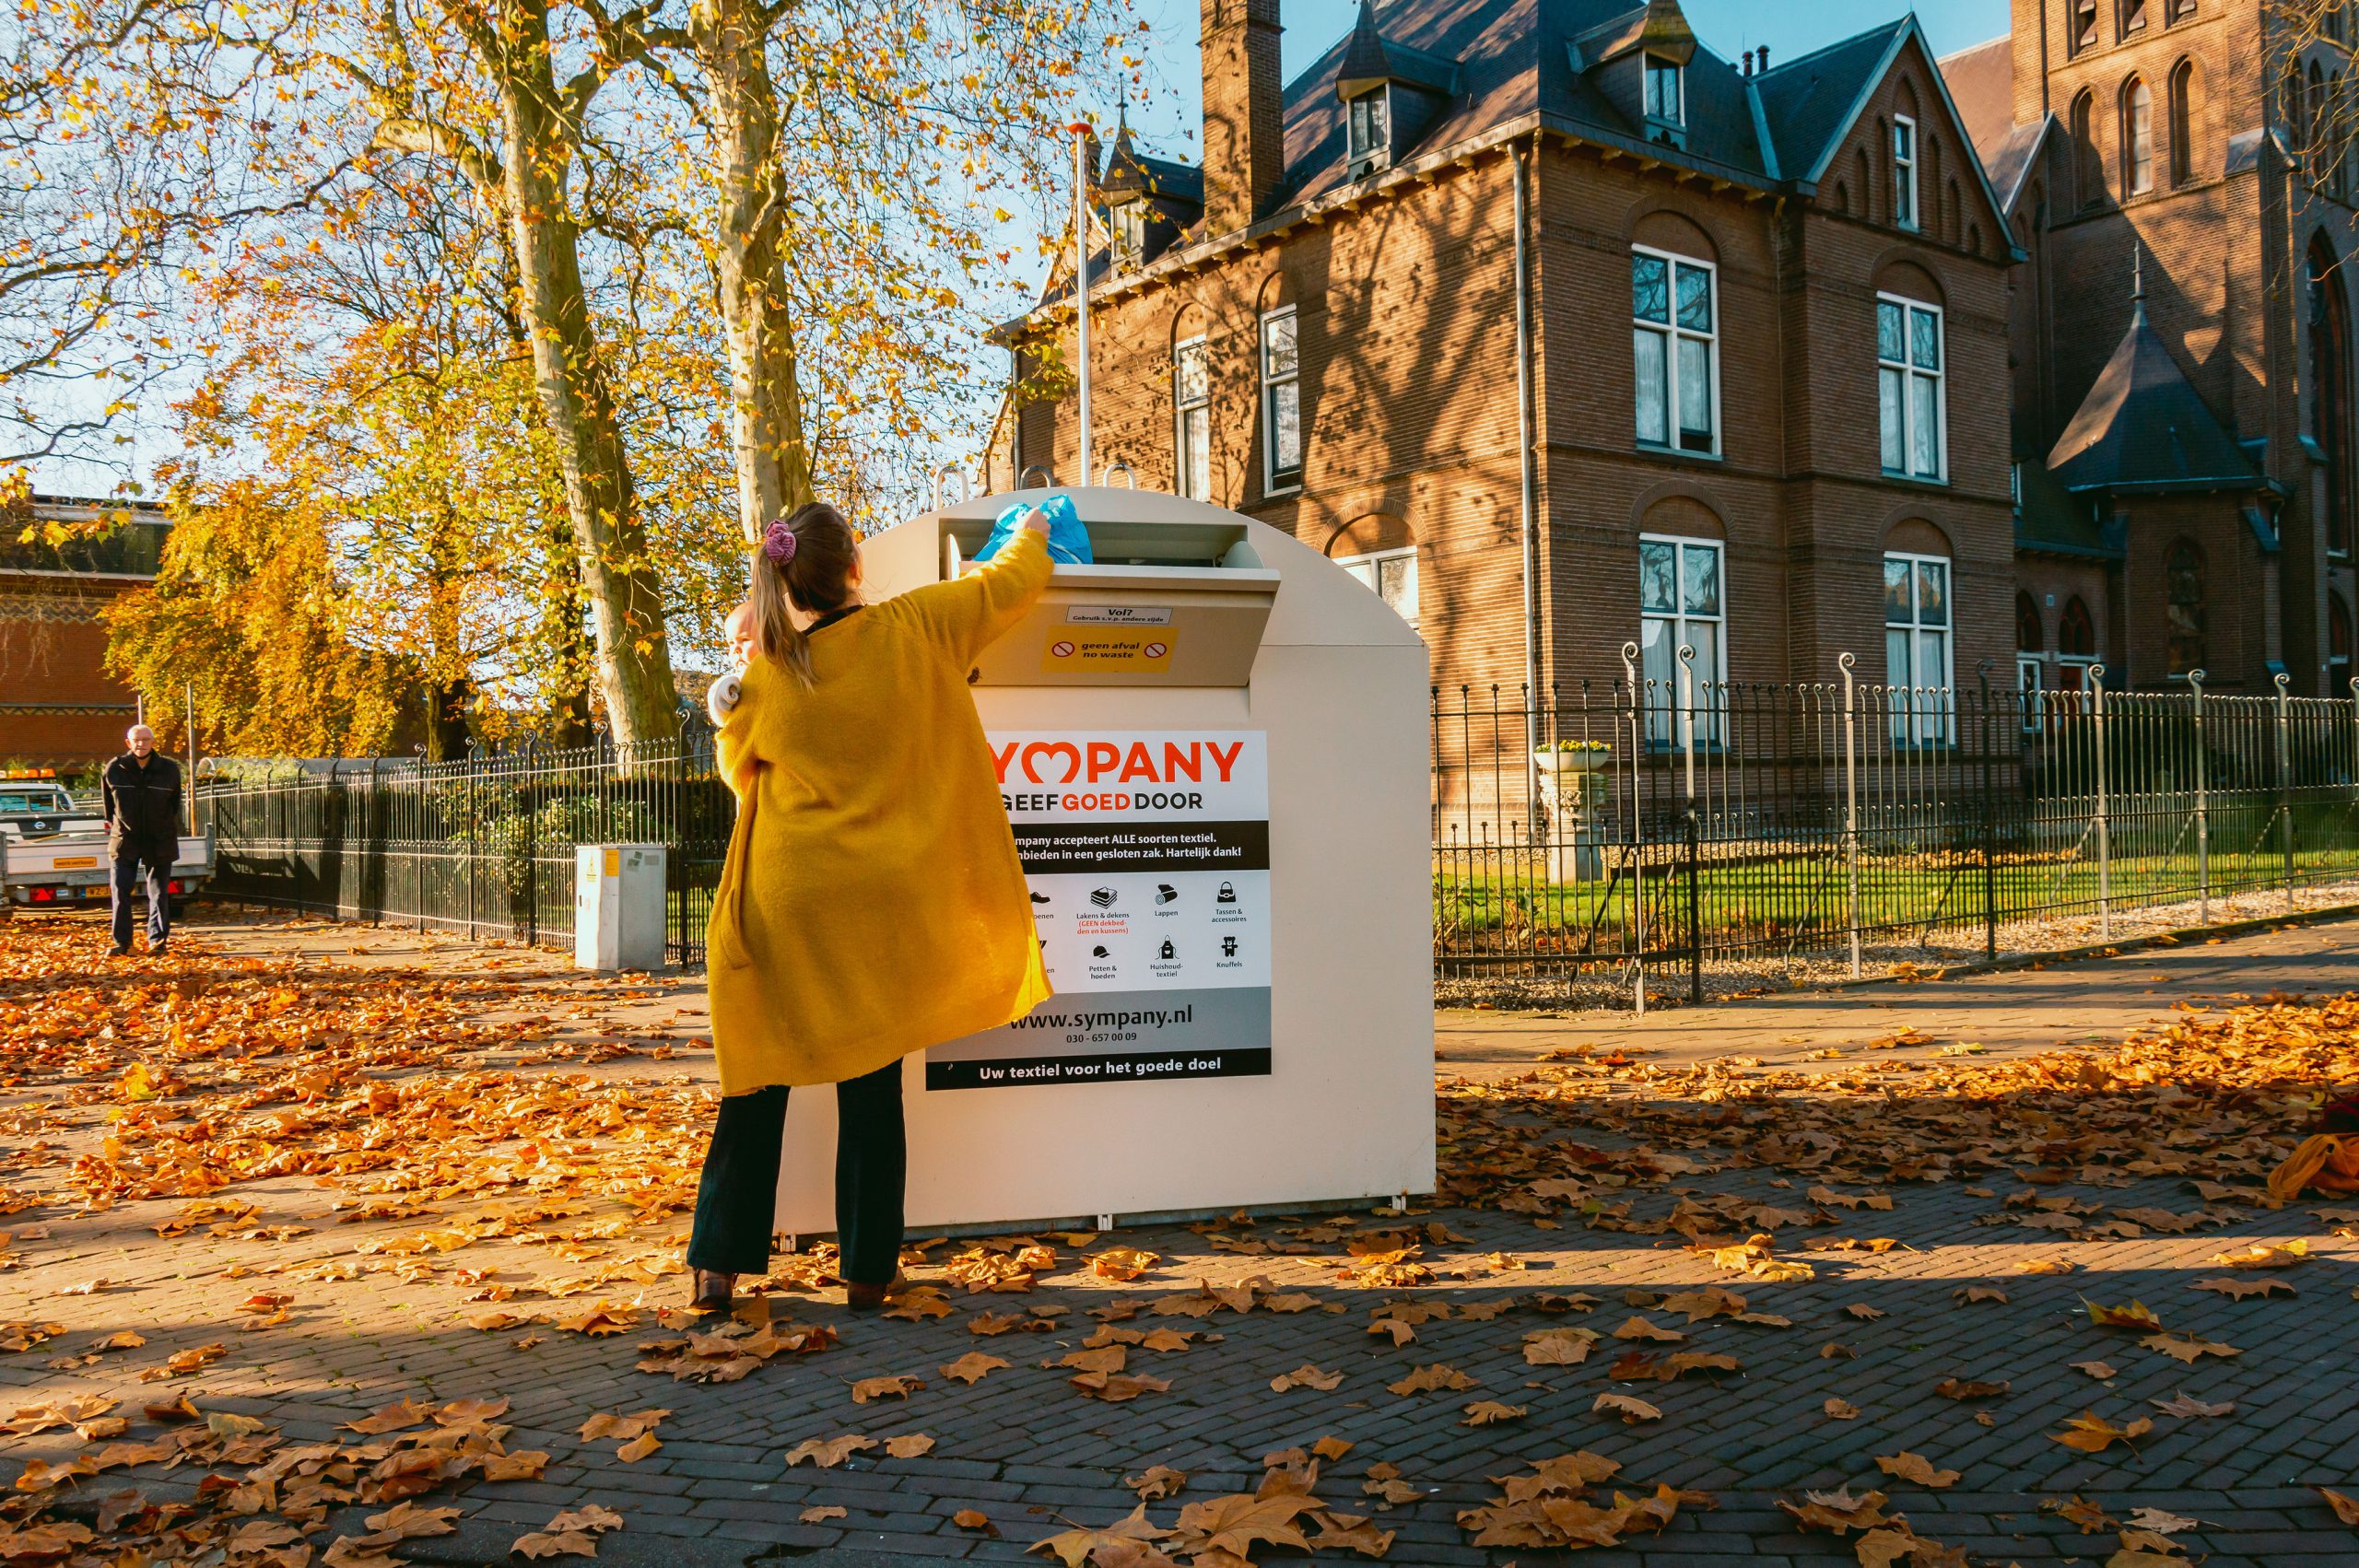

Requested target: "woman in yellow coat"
[{"left": 689, "top": 500, "right": 1054, "bottom": 1312}]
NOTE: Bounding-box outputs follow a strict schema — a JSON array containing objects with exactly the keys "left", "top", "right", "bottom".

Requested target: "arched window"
[
  {"left": 2310, "top": 240, "right": 2353, "bottom": 556},
  {"left": 2015, "top": 592, "right": 2047, "bottom": 723},
  {"left": 2165, "top": 541, "right": 2207, "bottom": 676},
  {"left": 2168, "top": 59, "right": 2197, "bottom": 186},
  {"left": 2060, "top": 595, "right": 2098, "bottom": 654},
  {"left": 2309, "top": 62, "right": 2329, "bottom": 182},
  {"left": 2071, "top": 90, "right": 2102, "bottom": 207},
  {"left": 2334, "top": 593, "right": 2354, "bottom": 690},
  {"left": 2123, "top": 77, "right": 2154, "bottom": 194}
]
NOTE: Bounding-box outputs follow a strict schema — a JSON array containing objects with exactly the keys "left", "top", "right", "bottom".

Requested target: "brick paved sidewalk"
[{"left": 4, "top": 911, "right": 2358, "bottom": 1566}]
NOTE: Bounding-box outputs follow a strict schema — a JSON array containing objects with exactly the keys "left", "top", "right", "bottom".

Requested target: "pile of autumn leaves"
[{"left": 1031, "top": 1444, "right": 1695, "bottom": 1567}]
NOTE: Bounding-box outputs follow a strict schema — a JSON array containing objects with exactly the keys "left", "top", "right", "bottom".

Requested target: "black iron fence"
[
  {"left": 198, "top": 740, "right": 730, "bottom": 967},
  {"left": 194, "top": 653, "right": 2359, "bottom": 993},
  {"left": 1436, "top": 649, "right": 2359, "bottom": 1000}
]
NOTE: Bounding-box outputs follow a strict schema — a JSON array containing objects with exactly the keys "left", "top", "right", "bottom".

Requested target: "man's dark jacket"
[{"left": 101, "top": 753, "right": 183, "bottom": 858}]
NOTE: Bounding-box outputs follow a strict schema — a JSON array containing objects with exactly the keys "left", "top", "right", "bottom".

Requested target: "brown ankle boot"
[
  {"left": 691, "top": 1270, "right": 735, "bottom": 1313},
  {"left": 844, "top": 1274, "right": 908, "bottom": 1313}
]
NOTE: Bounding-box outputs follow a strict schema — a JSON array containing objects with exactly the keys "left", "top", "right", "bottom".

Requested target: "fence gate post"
[
  {"left": 2277, "top": 670, "right": 2294, "bottom": 909},
  {"left": 1678, "top": 645, "right": 1701, "bottom": 1006},
  {"left": 1978, "top": 662, "right": 1997, "bottom": 961},
  {"left": 1840, "top": 652, "right": 1861, "bottom": 978},
  {"left": 2189, "top": 670, "right": 2209, "bottom": 926},
  {"left": 2092, "top": 663, "right": 2110, "bottom": 941},
  {"left": 1621, "top": 640, "right": 1646, "bottom": 1014}
]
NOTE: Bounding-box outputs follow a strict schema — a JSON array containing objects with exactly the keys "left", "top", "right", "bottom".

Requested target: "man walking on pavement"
[{"left": 101, "top": 723, "right": 182, "bottom": 957}]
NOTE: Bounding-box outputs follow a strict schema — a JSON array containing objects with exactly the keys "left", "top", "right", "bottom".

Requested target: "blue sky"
[{"left": 1107, "top": 0, "right": 2013, "bottom": 159}]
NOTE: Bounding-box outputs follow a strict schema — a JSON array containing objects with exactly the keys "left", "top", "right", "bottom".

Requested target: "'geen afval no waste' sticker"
[{"left": 1043, "top": 627, "right": 1173, "bottom": 673}]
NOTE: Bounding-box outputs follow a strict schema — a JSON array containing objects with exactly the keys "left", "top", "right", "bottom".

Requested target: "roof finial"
[{"left": 2130, "top": 240, "right": 2147, "bottom": 328}]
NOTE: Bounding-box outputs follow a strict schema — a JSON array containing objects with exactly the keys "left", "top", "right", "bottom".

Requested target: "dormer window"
[
  {"left": 1347, "top": 87, "right": 1391, "bottom": 177},
  {"left": 1109, "top": 201, "right": 1147, "bottom": 270},
  {"left": 1644, "top": 54, "right": 1684, "bottom": 127}
]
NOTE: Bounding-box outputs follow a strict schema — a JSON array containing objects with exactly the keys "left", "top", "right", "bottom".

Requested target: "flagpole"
[{"left": 1071, "top": 121, "right": 1093, "bottom": 489}]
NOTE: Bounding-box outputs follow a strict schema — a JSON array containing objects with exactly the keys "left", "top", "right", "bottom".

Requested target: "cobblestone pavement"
[{"left": 4, "top": 911, "right": 2359, "bottom": 1566}]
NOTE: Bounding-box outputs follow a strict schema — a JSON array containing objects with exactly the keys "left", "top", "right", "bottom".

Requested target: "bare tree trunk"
[
  {"left": 493, "top": 0, "right": 678, "bottom": 747},
  {"left": 692, "top": 0, "right": 815, "bottom": 543}
]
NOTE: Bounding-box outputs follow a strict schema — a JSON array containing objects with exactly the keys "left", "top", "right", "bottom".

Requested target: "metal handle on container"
[
  {"left": 1101, "top": 461, "right": 1137, "bottom": 489},
  {"left": 1019, "top": 465, "right": 1055, "bottom": 490}
]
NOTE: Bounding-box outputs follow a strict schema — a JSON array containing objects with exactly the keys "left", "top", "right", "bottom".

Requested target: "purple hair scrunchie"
[{"left": 762, "top": 518, "right": 798, "bottom": 566}]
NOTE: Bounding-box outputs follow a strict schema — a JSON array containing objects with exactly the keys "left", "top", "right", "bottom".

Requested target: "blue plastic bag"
[{"left": 974, "top": 492, "right": 1092, "bottom": 566}]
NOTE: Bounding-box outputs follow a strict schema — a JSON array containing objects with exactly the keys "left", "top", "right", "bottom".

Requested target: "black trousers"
[
  {"left": 109, "top": 846, "right": 171, "bottom": 950},
  {"left": 685, "top": 1059, "right": 905, "bottom": 1282}
]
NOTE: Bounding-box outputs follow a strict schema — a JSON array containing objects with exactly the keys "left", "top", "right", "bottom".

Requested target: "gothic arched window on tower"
[
  {"left": 2123, "top": 77, "right": 2154, "bottom": 193},
  {"left": 2168, "top": 59, "right": 2196, "bottom": 187},
  {"left": 2310, "top": 240, "right": 2353, "bottom": 556},
  {"left": 2072, "top": 91, "right": 2102, "bottom": 207},
  {"left": 2165, "top": 541, "right": 2208, "bottom": 677}
]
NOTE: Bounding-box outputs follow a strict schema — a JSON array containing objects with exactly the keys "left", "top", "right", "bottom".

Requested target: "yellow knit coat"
[{"left": 706, "top": 528, "right": 1054, "bottom": 1094}]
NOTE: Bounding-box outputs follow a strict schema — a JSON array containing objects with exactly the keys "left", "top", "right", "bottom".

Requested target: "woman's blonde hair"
[{"left": 749, "top": 501, "right": 861, "bottom": 685}]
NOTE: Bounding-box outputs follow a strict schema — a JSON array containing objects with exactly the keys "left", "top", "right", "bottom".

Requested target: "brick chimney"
[{"left": 1202, "top": 0, "right": 1285, "bottom": 236}]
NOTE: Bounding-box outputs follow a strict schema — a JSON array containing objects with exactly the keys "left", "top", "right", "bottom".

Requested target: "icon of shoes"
[{"left": 1030, "top": 892, "right": 1050, "bottom": 904}]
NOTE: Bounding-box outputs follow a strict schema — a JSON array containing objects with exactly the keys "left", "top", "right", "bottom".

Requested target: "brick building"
[
  {"left": 0, "top": 495, "right": 169, "bottom": 771},
  {"left": 1948, "top": 0, "right": 2359, "bottom": 698},
  {"left": 986, "top": 0, "right": 2023, "bottom": 717}
]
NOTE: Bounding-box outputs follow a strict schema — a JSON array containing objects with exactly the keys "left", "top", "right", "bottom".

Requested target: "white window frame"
[
  {"left": 1884, "top": 550, "right": 1956, "bottom": 747},
  {"left": 1347, "top": 87, "right": 1391, "bottom": 176},
  {"left": 1631, "top": 245, "right": 1721, "bottom": 457},
  {"left": 2017, "top": 654, "right": 2045, "bottom": 732},
  {"left": 1334, "top": 546, "right": 1417, "bottom": 624},
  {"left": 1877, "top": 293, "right": 1947, "bottom": 482},
  {"left": 1259, "top": 306, "right": 1301, "bottom": 493},
  {"left": 1110, "top": 201, "right": 1148, "bottom": 270},
  {"left": 1637, "top": 532, "right": 1727, "bottom": 749},
  {"left": 1893, "top": 114, "right": 1919, "bottom": 230},
  {"left": 1644, "top": 54, "right": 1684, "bottom": 127},
  {"left": 1173, "top": 333, "right": 1211, "bottom": 501}
]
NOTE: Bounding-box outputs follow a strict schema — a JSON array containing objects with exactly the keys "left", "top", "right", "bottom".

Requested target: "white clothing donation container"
[
  {"left": 772, "top": 486, "right": 1434, "bottom": 1235},
  {"left": 574, "top": 843, "right": 667, "bottom": 972}
]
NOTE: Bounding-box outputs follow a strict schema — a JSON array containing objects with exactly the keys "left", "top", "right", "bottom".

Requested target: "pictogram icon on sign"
[
  {"left": 1050, "top": 639, "right": 1076, "bottom": 659},
  {"left": 1144, "top": 641, "right": 1168, "bottom": 659}
]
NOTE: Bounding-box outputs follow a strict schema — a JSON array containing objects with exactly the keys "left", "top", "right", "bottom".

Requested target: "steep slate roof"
[
  {"left": 2012, "top": 455, "right": 2117, "bottom": 558},
  {"left": 1100, "top": 123, "right": 1204, "bottom": 205},
  {"left": 1936, "top": 36, "right": 2047, "bottom": 215},
  {"left": 1010, "top": 0, "right": 2013, "bottom": 333},
  {"left": 1274, "top": 0, "right": 1965, "bottom": 210},
  {"left": 1939, "top": 37, "right": 2013, "bottom": 158},
  {"left": 2046, "top": 285, "right": 2264, "bottom": 494},
  {"left": 1750, "top": 22, "right": 1909, "bottom": 183}
]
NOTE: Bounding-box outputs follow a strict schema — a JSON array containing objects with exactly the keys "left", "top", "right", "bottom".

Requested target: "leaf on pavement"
[
  {"left": 1386, "top": 1364, "right": 1475, "bottom": 1396},
  {"left": 2048, "top": 1411, "right": 2152, "bottom": 1453},
  {"left": 2191, "top": 1277, "right": 2293, "bottom": 1299},
  {"left": 885, "top": 1433, "right": 934, "bottom": 1457},
  {"left": 1872, "top": 1451, "right": 1959, "bottom": 1489},
  {"left": 1460, "top": 1400, "right": 1527, "bottom": 1426},
  {"left": 1823, "top": 1398, "right": 1860, "bottom": 1420},
  {"left": 850, "top": 1375, "right": 922, "bottom": 1403},
  {"left": 1592, "top": 1393, "right": 1661, "bottom": 1422},
  {"left": 1127, "top": 1465, "right": 1188, "bottom": 1501},
  {"left": 784, "top": 1434, "right": 877, "bottom": 1468},
  {"left": 2150, "top": 1392, "right": 2234, "bottom": 1418},
  {"left": 1271, "top": 1364, "right": 1342, "bottom": 1393},
  {"left": 940, "top": 1352, "right": 1009, "bottom": 1385},
  {"left": 2083, "top": 1298, "right": 2164, "bottom": 1333}
]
